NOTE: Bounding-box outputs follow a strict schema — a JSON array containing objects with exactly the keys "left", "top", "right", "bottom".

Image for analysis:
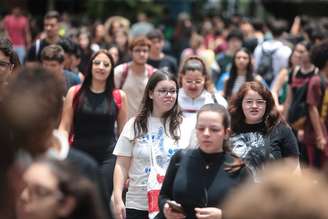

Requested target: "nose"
[{"left": 203, "top": 127, "right": 210, "bottom": 135}]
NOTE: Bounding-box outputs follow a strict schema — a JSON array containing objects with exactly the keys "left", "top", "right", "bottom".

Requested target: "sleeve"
[
  {"left": 158, "top": 150, "right": 182, "bottom": 214},
  {"left": 113, "top": 117, "right": 136, "bottom": 156},
  {"left": 26, "top": 43, "right": 37, "bottom": 61},
  {"left": 215, "top": 72, "right": 230, "bottom": 91},
  {"left": 307, "top": 76, "right": 322, "bottom": 107},
  {"left": 214, "top": 93, "right": 228, "bottom": 108},
  {"left": 274, "top": 122, "right": 300, "bottom": 157},
  {"left": 114, "top": 64, "right": 124, "bottom": 88}
]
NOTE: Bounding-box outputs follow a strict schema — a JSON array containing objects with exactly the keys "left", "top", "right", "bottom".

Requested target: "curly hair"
[
  {"left": 133, "top": 70, "right": 182, "bottom": 141},
  {"left": 310, "top": 39, "right": 328, "bottom": 70},
  {"left": 229, "top": 81, "right": 281, "bottom": 133}
]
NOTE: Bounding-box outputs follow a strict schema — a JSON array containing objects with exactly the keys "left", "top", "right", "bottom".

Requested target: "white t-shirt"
[{"left": 113, "top": 116, "right": 189, "bottom": 210}]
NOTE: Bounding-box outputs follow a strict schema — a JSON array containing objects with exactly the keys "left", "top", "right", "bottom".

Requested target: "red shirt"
[
  {"left": 304, "top": 75, "right": 328, "bottom": 146},
  {"left": 3, "top": 15, "right": 29, "bottom": 46}
]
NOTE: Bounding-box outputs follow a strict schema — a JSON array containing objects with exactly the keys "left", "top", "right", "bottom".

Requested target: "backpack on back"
[
  {"left": 287, "top": 67, "right": 319, "bottom": 130},
  {"left": 119, "top": 63, "right": 155, "bottom": 89},
  {"left": 257, "top": 45, "right": 278, "bottom": 85}
]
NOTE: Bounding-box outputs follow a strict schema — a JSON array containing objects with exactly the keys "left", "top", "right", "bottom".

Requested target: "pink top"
[{"left": 3, "top": 15, "right": 29, "bottom": 46}]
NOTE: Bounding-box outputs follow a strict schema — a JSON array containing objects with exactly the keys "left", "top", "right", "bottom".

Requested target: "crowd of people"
[{"left": 1, "top": 6, "right": 328, "bottom": 219}]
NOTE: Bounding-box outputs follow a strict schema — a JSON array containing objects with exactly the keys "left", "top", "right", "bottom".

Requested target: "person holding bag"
[
  {"left": 113, "top": 70, "right": 188, "bottom": 219},
  {"left": 158, "top": 104, "right": 248, "bottom": 219}
]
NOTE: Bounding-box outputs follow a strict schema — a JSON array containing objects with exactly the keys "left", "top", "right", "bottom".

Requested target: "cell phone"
[{"left": 166, "top": 200, "right": 185, "bottom": 214}]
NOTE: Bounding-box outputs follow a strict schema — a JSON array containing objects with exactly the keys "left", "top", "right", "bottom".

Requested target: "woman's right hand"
[
  {"left": 113, "top": 196, "right": 126, "bottom": 219},
  {"left": 163, "top": 202, "right": 186, "bottom": 219}
]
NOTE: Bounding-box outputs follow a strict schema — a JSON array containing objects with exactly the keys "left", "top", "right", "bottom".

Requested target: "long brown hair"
[
  {"left": 133, "top": 70, "right": 182, "bottom": 141},
  {"left": 229, "top": 81, "right": 281, "bottom": 133}
]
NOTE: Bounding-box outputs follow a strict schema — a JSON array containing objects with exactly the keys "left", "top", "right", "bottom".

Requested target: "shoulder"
[{"left": 68, "top": 148, "right": 98, "bottom": 168}]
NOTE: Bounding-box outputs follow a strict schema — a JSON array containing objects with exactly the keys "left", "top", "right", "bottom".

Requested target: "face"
[
  {"left": 44, "top": 18, "right": 59, "bottom": 38},
  {"left": 42, "top": 60, "right": 63, "bottom": 74},
  {"left": 150, "top": 38, "right": 164, "bottom": 54},
  {"left": 18, "top": 163, "right": 62, "bottom": 219},
  {"left": 108, "top": 47, "right": 119, "bottom": 64},
  {"left": 242, "top": 89, "right": 267, "bottom": 124},
  {"left": 95, "top": 24, "right": 105, "bottom": 38},
  {"left": 91, "top": 53, "right": 112, "bottom": 82},
  {"left": 132, "top": 45, "right": 149, "bottom": 65},
  {"left": 0, "top": 50, "right": 13, "bottom": 83},
  {"left": 196, "top": 111, "right": 229, "bottom": 153},
  {"left": 228, "top": 37, "right": 242, "bottom": 53},
  {"left": 181, "top": 70, "right": 205, "bottom": 99},
  {"left": 149, "top": 80, "right": 177, "bottom": 116},
  {"left": 235, "top": 50, "right": 250, "bottom": 71}
]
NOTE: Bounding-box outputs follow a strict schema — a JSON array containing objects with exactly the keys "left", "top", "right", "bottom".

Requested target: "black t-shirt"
[
  {"left": 147, "top": 55, "right": 178, "bottom": 75},
  {"left": 230, "top": 121, "right": 299, "bottom": 176},
  {"left": 26, "top": 39, "right": 52, "bottom": 62}
]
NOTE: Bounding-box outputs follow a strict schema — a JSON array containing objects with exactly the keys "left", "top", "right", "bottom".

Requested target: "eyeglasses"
[
  {"left": 23, "top": 184, "right": 63, "bottom": 201},
  {"left": 0, "top": 60, "right": 12, "bottom": 71},
  {"left": 155, "top": 89, "right": 177, "bottom": 97},
  {"left": 243, "top": 99, "right": 266, "bottom": 107},
  {"left": 92, "top": 60, "right": 111, "bottom": 68},
  {"left": 183, "top": 79, "right": 205, "bottom": 86},
  {"left": 132, "top": 48, "right": 149, "bottom": 54}
]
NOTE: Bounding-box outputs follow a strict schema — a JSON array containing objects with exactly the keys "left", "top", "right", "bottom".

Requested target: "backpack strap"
[
  {"left": 112, "top": 89, "right": 122, "bottom": 109},
  {"left": 68, "top": 84, "right": 82, "bottom": 145},
  {"left": 146, "top": 64, "right": 155, "bottom": 77},
  {"left": 119, "top": 63, "right": 130, "bottom": 89}
]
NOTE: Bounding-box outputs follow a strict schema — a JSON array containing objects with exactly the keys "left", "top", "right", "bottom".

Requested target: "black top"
[
  {"left": 147, "top": 55, "right": 178, "bottom": 76},
  {"left": 72, "top": 88, "right": 117, "bottom": 164},
  {"left": 230, "top": 121, "right": 299, "bottom": 176},
  {"left": 26, "top": 39, "right": 51, "bottom": 62},
  {"left": 158, "top": 149, "right": 248, "bottom": 219}
]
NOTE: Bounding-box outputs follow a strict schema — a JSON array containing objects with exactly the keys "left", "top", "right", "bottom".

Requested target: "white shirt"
[{"left": 113, "top": 116, "right": 189, "bottom": 210}]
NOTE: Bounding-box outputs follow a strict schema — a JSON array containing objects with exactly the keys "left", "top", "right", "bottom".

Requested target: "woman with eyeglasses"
[
  {"left": 59, "top": 49, "right": 128, "bottom": 211},
  {"left": 158, "top": 104, "right": 248, "bottom": 219},
  {"left": 229, "top": 81, "right": 299, "bottom": 180},
  {"left": 178, "top": 56, "right": 227, "bottom": 124},
  {"left": 17, "top": 158, "right": 106, "bottom": 219},
  {"left": 113, "top": 70, "right": 189, "bottom": 219}
]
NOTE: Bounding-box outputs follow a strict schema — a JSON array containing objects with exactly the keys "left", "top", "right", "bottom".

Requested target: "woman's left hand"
[{"left": 194, "top": 207, "right": 222, "bottom": 219}]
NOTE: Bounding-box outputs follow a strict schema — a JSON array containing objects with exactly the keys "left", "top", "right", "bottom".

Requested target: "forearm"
[
  {"left": 113, "top": 157, "right": 130, "bottom": 200},
  {"left": 309, "top": 105, "right": 324, "bottom": 139}
]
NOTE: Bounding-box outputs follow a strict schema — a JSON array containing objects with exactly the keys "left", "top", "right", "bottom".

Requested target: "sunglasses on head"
[{"left": 183, "top": 59, "right": 204, "bottom": 72}]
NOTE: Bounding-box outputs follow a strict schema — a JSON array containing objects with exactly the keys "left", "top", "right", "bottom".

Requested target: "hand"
[
  {"left": 113, "top": 196, "right": 126, "bottom": 219},
  {"left": 195, "top": 207, "right": 222, "bottom": 219},
  {"left": 163, "top": 202, "right": 186, "bottom": 219},
  {"left": 316, "top": 136, "right": 327, "bottom": 151}
]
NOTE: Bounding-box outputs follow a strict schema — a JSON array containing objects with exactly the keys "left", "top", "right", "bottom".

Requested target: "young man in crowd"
[
  {"left": 253, "top": 19, "right": 292, "bottom": 86},
  {"left": 41, "top": 44, "right": 80, "bottom": 94},
  {"left": 304, "top": 39, "right": 328, "bottom": 168},
  {"left": 26, "top": 10, "right": 61, "bottom": 65},
  {"left": 147, "top": 29, "right": 178, "bottom": 75},
  {"left": 114, "top": 36, "right": 156, "bottom": 118}
]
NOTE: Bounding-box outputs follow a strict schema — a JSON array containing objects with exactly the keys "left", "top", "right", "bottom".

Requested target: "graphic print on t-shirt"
[{"left": 230, "top": 131, "right": 271, "bottom": 177}]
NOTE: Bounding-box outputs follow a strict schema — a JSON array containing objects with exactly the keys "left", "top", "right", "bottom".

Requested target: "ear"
[
  {"left": 224, "top": 128, "right": 231, "bottom": 140},
  {"left": 149, "top": 91, "right": 154, "bottom": 99},
  {"left": 57, "top": 196, "right": 76, "bottom": 218}
]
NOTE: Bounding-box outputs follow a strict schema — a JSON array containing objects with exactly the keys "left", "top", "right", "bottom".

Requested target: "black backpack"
[
  {"left": 257, "top": 45, "right": 278, "bottom": 85},
  {"left": 287, "top": 67, "right": 319, "bottom": 130}
]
